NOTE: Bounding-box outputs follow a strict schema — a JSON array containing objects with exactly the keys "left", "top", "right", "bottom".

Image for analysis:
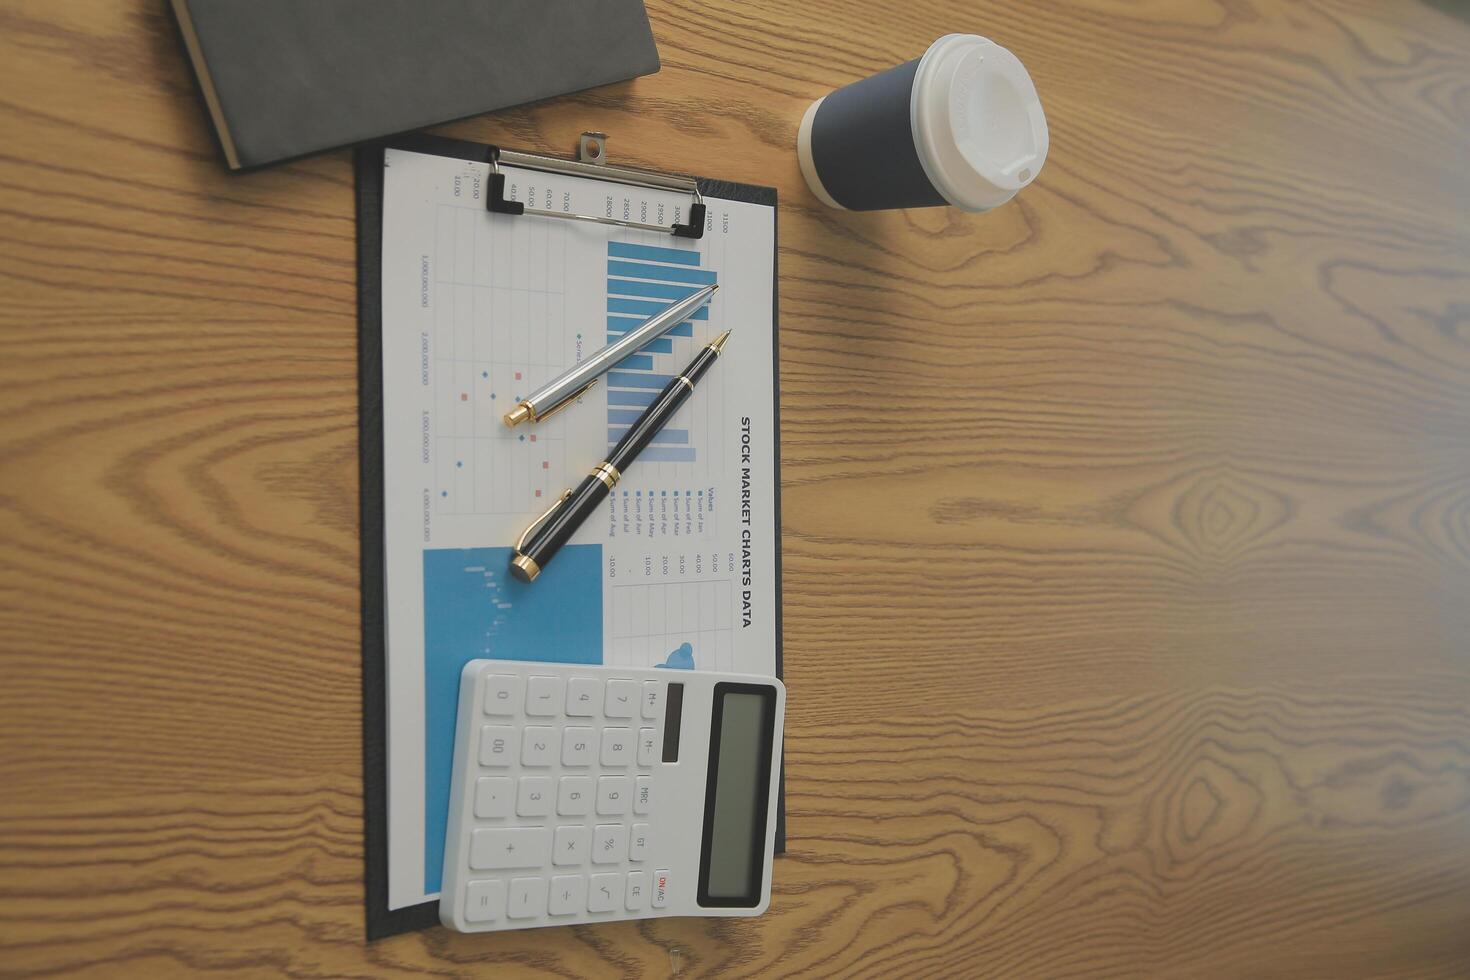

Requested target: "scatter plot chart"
[{"left": 431, "top": 203, "right": 576, "bottom": 515}]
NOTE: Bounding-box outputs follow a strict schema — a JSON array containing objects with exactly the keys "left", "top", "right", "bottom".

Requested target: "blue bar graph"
[
  {"left": 608, "top": 241, "right": 702, "bottom": 265},
  {"left": 608, "top": 297, "right": 710, "bottom": 320},
  {"left": 609, "top": 336, "right": 673, "bottom": 354},
  {"left": 610, "top": 428, "right": 689, "bottom": 445},
  {"left": 606, "top": 240, "right": 716, "bottom": 462},
  {"left": 609, "top": 260, "right": 717, "bottom": 285},
  {"left": 608, "top": 389, "right": 657, "bottom": 407},
  {"left": 637, "top": 447, "right": 698, "bottom": 463},
  {"left": 608, "top": 372, "right": 672, "bottom": 390},
  {"left": 612, "top": 354, "right": 654, "bottom": 372},
  {"left": 608, "top": 316, "right": 692, "bottom": 339},
  {"left": 608, "top": 279, "right": 703, "bottom": 301}
]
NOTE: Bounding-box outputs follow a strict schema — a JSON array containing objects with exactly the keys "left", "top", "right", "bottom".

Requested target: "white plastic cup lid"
[{"left": 911, "top": 34, "right": 1049, "bottom": 212}]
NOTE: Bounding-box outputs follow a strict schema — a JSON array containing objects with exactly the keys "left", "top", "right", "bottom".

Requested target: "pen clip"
[
  {"left": 535, "top": 378, "right": 598, "bottom": 423},
  {"left": 515, "top": 487, "right": 573, "bottom": 552}
]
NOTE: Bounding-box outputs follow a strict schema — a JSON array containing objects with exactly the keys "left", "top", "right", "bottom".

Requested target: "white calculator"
[{"left": 440, "top": 660, "right": 786, "bottom": 932}]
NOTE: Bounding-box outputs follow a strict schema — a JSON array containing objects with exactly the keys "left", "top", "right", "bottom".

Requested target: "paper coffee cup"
[{"left": 797, "top": 34, "right": 1048, "bottom": 212}]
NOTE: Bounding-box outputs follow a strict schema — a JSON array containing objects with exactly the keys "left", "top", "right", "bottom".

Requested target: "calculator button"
[
  {"left": 652, "top": 870, "right": 670, "bottom": 908},
  {"left": 508, "top": 876, "right": 547, "bottom": 919},
  {"left": 637, "top": 728, "right": 659, "bottom": 766},
  {"left": 566, "top": 677, "right": 602, "bottom": 716},
  {"left": 464, "top": 879, "right": 505, "bottom": 922},
  {"left": 474, "top": 777, "right": 514, "bottom": 819},
  {"left": 470, "top": 827, "right": 550, "bottom": 871},
  {"left": 549, "top": 874, "right": 586, "bottom": 915},
  {"left": 634, "top": 776, "right": 653, "bottom": 814},
  {"left": 589, "top": 872, "right": 620, "bottom": 912},
  {"left": 517, "top": 776, "right": 554, "bottom": 817},
  {"left": 479, "top": 726, "right": 518, "bottom": 768},
  {"left": 484, "top": 675, "right": 522, "bottom": 716},
  {"left": 554, "top": 824, "right": 589, "bottom": 866},
  {"left": 604, "top": 679, "right": 638, "bottom": 717},
  {"left": 558, "top": 775, "right": 593, "bottom": 816},
  {"left": 521, "top": 726, "right": 559, "bottom": 767},
  {"left": 596, "top": 776, "right": 631, "bottom": 816},
  {"left": 629, "top": 823, "right": 650, "bottom": 862},
  {"left": 625, "top": 870, "right": 647, "bottom": 911},
  {"left": 592, "top": 824, "right": 628, "bottom": 864},
  {"left": 525, "top": 675, "right": 563, "bottom": 716},
  {"left": 562, "top": 727, "right": 596, "bottom": 767},
  {"left": 642, "top": 681, "right": 663, "bottom": 719},
  {"left": 601, "top": 728, "right": 634, "bottom": 767}
]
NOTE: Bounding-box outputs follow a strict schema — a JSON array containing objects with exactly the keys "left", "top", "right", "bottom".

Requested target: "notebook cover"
[
  {"left": 173, "top": 0, "right": 660, "bottom": 171},
  {"left": 356, "top": 134, "right": 782, "bottom": 939}
]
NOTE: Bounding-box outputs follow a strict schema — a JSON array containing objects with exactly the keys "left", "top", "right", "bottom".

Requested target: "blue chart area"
[
  {"left": 421, "top": 543, "right": 603, "bottom": 893},
  {"left": 657, "top": 642, "right": 695, "bottom": 669},
  {"left": 606, "top": 241, "right": 716, "bottom": 464}
]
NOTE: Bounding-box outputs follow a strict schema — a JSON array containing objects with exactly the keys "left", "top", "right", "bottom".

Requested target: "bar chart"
[{"left": 605, "top": 241, "right": 718, "bottom": 464}]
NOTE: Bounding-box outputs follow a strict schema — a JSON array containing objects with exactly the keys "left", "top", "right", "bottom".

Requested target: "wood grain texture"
[{"left": 2, "top": 0, "right": 1469, "bottom": 975}]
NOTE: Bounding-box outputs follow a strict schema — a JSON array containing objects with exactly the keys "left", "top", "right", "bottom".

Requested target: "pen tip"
[{"left": 710, "top": 330, "right": 732, "bottom": 354}]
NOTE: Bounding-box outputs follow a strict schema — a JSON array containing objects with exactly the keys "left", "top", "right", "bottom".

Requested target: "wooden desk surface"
[{"left": 3, "top": 0, "right": 1469, "bottom": 975}]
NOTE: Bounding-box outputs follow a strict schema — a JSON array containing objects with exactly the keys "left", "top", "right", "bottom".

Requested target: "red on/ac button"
[{"left": 653, "top": 870, "right": 670, "bottom": 908}]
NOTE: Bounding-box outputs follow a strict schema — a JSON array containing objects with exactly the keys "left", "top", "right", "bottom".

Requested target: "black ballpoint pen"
[{"left": 509, "top": 329, "right": 732, "bottom": 583}]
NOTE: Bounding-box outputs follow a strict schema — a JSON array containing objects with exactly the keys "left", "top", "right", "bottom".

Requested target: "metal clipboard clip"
[{"left": 487, "top": 132, "right": 706, "bottom": 239}]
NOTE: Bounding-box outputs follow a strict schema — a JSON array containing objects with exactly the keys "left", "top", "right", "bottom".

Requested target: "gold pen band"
[
  {"left": 591, "top": 462, "right": 620, "bottom": 489},
  {"left": 510, "top": 553, "right": 541, "bottom": 581},
  {"left": 675, "top": 375, "right": 695, "bottom": 393}
]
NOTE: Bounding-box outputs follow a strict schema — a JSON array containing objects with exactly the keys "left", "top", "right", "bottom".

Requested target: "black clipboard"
[{"left": 355, "top": 134, "right": 782, "bottom": 940}]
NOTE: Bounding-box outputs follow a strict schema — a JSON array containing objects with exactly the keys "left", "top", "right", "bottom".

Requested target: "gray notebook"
[{"left": 169, "top": 0, "right": 660, "bottom": 171}]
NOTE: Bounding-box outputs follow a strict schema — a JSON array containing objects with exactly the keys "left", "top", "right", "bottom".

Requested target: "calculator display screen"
[{"left": 697, "top": 683, "right": 777, "bottom": 906}]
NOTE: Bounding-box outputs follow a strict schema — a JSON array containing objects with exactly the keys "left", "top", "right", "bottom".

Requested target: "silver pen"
[{"left": 503, "top": 283, "right": 719, "bottom": 427}]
